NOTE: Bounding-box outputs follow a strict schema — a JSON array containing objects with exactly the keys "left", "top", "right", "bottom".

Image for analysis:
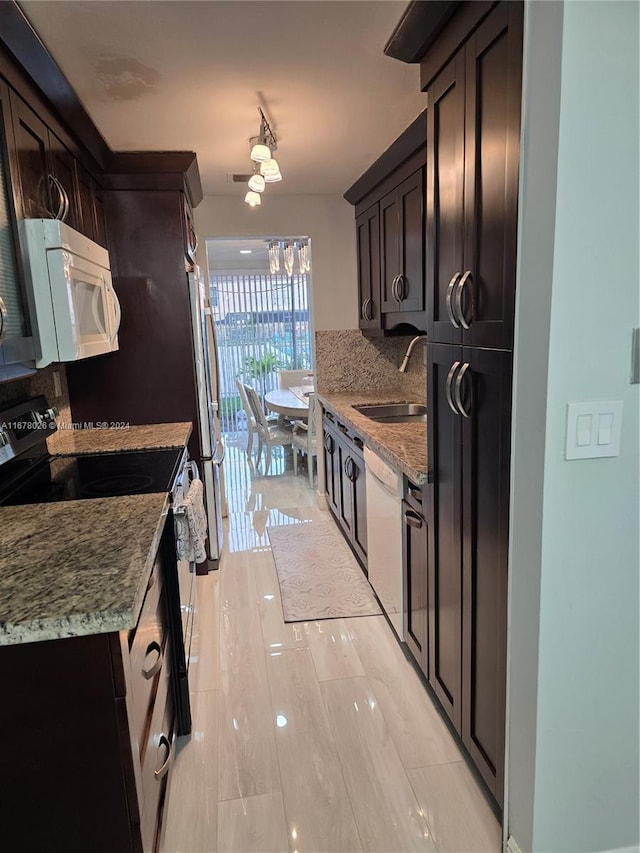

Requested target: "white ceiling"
[{"left": 19, "top": 1, "right": 426, "bottom": 198}]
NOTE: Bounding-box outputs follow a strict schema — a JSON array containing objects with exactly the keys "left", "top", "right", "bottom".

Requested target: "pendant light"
[
  {"left": 244, "top": 190, "right": 261, "bottom": 207},
  {"left": 248, "top": 171, "right": 265, "bottom": 193}
]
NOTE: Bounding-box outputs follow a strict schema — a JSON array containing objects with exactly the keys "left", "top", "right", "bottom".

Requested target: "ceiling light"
[
  {"left": 239, "top": 249, "right": 252, "bottom": 254},
  {"left": 244, "top": 190, "right": 261, "bottom": 207},
  {"left": 248, "top": 173, "right": 265, "bottom": 193},
  {"left": 250, "top": 140, "right": 271, "bottom": 163},
  {"left": 243, "top": 107, "right": 281, "bottom": 207},
  {"left": 260, "top": 158, "right": 280, "bottom": 177},
  {"left": 268, "top": 240, "right": 280, "bottom": 273}
]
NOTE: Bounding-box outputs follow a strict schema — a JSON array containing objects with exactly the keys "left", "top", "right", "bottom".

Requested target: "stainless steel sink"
[{"left": 353, "top": 403, "right": 427, "bottom": 424}]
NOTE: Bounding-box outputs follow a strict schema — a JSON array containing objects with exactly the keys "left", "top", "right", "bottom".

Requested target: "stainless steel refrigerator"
[{"left": 188, "top": 266, "right": 225, "bottom": 563}]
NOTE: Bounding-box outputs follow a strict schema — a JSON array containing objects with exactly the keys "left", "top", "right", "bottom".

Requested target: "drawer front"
[
  {"left": 140, "top": 664, "right": 174, "bottom": 853},
  {"left": 129, "top": 568, "right": 167, "bottom": 757}
]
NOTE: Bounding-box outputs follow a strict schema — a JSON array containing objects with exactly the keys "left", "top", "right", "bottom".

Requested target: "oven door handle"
[{"left": 186, "top": 460, "right": 200, "bottom": 482}]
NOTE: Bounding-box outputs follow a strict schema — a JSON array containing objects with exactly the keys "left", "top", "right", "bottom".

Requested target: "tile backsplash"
[
  {"left": 0, "top": 364, "right": 71, "bottom": 424},
  {"left": 315, "top": 330, "right": 426, "bottom": 401}
]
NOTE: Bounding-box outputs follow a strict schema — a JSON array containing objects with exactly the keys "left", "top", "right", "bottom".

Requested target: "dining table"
[{"left": 264, "top": 387, "right": 310, "bottom": 421}]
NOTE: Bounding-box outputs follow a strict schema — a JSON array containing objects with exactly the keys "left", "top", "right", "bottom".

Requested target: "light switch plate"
[{"left": 565, "top": 400, "right": 623, "bottom": 460}]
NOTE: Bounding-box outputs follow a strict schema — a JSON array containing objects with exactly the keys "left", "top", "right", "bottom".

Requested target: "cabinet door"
[
  {"left": 380, "top": 188, "right": 401, "bottom": 313},
  {"left": 48, "top": 132, "right": 79, "bottom": 230},
  {"left": 77, "top": 164, "right": 97, "bottom": 241},
  {"left": 322, "top": 425, "right": 340, "bottom": 519},
  {"left": 356, "top": 204, "right": 381, "bottom": 332},
  {"left": 349, "top": 449, "right": 367, "bottom": 570},
  {"left": 0, "top": 81, "right": 34, "bottom": 364},
  {"left": 460, "top": 347, "right": 512, "bottom": 806},
  {"left": 461, "top": 2, "right": 523, "bottom": 349},
  {"left": 396, "top": 169, "right": 425, "bottom": 313},
  {"left": 426, "top": 54, "right": 465, "bottom": 345},
  {"left": 9, "top": 91, "right": 53, "bottom": 220},
  {"left": 403, "top": 499, "right": 429, "bottom": 674},
  {"left": 337, "top": 436, "right": 353, "bottom": 539},
  {"left": 94, "top": 188, "right": 108, "bottom": 248},
  {"left": 427, "top": 342, "right": 463, "bottom": 730}
]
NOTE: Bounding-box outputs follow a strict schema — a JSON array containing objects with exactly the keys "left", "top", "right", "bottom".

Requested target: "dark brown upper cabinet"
[
  {"left": 380, "top": 168, "right": 425, "bottom": 321},
  {"left": 426, "top": 2, "right": 523, "bottom": 350},
  {"left": 345, "top": 110, "right": 427, "bottom": 337},
  {"left": 8, "top": 89, "right": 107, "bottom": 245},
  {"left": 9, "top": 90, "right": 53, "bottom": 220},
  {"left": 356, "top": 204, "right": 381, "bottom": 332},
  {"left": 48, "top": 132, "right": 80, "bottom": 230}
]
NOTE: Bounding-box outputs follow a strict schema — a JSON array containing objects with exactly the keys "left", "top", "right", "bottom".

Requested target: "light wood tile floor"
[{"left": 160, "top": 447, "right": 501, "bottom": 853}]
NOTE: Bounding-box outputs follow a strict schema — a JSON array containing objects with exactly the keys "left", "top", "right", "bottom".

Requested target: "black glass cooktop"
[{"left": 0, "top": 448, "right": 184, "bottom": 506}]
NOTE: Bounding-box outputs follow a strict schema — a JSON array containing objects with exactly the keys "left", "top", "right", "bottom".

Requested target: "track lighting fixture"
[{"left": 244, "top": 107, "right": 282, "bottom": 205}]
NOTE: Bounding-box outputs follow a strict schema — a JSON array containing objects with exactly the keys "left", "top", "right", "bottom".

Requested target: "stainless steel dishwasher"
[{"left": 364, "top": 446, "right": 404, "bottom": 639}]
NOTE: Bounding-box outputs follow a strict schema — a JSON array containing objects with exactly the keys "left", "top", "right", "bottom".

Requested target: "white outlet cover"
[{"left": 565, "top": 400, "right": 623, "bottom": 460}]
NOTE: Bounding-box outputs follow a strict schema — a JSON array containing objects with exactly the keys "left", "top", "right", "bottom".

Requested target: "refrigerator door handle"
[{"left": 213, "top": 437, "right": 225, "bottom": 466}]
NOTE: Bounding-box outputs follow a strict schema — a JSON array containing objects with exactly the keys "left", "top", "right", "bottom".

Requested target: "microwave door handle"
[{"left": 107, "top": 281, "right": 122, "bottom": 347}]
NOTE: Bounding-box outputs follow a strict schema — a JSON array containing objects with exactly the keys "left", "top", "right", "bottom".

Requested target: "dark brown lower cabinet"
[
  {"left": 426, "top": 342, "right": 512, "bottom": 808},
  {"left": 0, "top": 537, "right": 175, "bottom": 852},
  {"left": 322, "top": 413, "right": 367, "bottom": 571},
  {"left": 402, "top": 492, "right": 429, "bottom": 674}
]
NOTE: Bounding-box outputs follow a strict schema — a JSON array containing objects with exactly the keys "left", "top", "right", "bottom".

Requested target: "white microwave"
[{"left": 18, "top": 219, "right": 121, "bottom": 368}]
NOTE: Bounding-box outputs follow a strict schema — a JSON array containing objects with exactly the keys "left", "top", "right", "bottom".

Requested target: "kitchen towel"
[
  {"left": 175, "top": 478, "right": 208, "bottom": 563},
  {"left": 267, "top": 518, "right": 381, "bottom": 622}
]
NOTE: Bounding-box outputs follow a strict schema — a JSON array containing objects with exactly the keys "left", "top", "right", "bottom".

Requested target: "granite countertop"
[
  {"left": 317, "top": 391, "right": 428, "bottom": 485},
  {"left": 47, "top": 421, "right": 192, "bottom": 456},
  {"left": 0, "top": 493, "right": 168, "bottom": 646}
]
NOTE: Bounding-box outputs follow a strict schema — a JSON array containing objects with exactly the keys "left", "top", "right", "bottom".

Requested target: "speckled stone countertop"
[
  {"left": 0, "top": 493, "right": 168, "bottom": 646},
  {"left": 47, "top": 421, "right": 192, "bottom": 456},
  {"left": 318, "top": 391, "right": 429, "bottom": 485}
]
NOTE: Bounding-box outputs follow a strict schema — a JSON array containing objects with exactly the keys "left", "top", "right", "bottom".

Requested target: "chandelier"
[
  {"left": 267, "top": 240, "right": 311, "bottom": 276},
  {"left": 244, "top": 107, "right": 282, "bottom": 207}
]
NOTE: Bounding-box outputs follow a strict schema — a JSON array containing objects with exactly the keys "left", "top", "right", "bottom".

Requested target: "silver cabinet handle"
[
  {"left": 446, "top": 273, "right": 461, "bottom": 328},
  {"left": 397, "top": 273, "right": 406, "bottom": 301},
  {"left": 456, "top": 271, "right": 473, "bottom": 330},
  {"left": 0, "top": 296, "right": 7, "bottom": 344},
  {"left": 61, "top": 182, "right": 70, "bottom": 223},
  {"left": 445, "top": 361, "right": 461, "bottom": 415},
  {"left": 454, "top": 362, "right": 471, "bottom": 418},
  {"left": 142, "top": 641, "right": 163, "bottom": 680},
  {"left": 48, "top": 174, "right": 67, "bottom": 221},
  {"left": 404, "top": 510, "right": 423, "bottom": 529},
  {"left": 362, "top": 297, "right": 373, "bottom": 322},
  {"left": 391, "top": 274, "right": 401, "bottom": 302},
  {"left": 154, "top": 735, "right": 172, "bottom": 780}
]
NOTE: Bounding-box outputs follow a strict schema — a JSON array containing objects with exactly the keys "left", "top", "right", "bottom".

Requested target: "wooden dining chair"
[
  {"left": 235, "top": 378, "right": 277, "bottom": 461},
  {"left": 291, "top": 393, "right": 318, "bottom": 487},
  {"left": 278, "top": 369, "right": 309, "bottom": 389},
  {"left": 244, "top": 384, "right": 293, "bottom": 475}
]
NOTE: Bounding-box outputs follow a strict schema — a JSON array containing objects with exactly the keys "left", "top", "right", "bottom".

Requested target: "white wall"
[
  {"left": 194, "top": 194, "right": 358, "bottom": 332},
  {"left": 508, "top": 2, "right": 640, "bottom": 851}
]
